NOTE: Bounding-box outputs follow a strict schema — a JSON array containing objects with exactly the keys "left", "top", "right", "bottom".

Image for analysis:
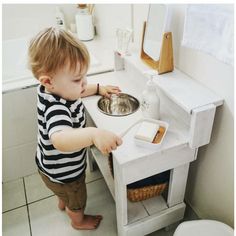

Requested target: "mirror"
[
  {"left": 141, "top": 4, "right": 173, "bottom": 74},
  {"left": 143, "top": 4, "right": 169, "bottom": 61}
]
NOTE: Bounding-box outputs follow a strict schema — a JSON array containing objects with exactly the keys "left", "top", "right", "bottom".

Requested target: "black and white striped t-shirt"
[{"left": 36, "top": 85, "right": 87, "bottom": 183}]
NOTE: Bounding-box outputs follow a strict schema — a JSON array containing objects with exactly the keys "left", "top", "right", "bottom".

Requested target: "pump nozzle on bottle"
[{"left": 143, "top": 70, "right": 158, "bottom": 78}]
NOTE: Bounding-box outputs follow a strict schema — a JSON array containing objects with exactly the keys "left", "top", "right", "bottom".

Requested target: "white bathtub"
[
  {"left": 3, "top": 37, "right": 39, "bottom": 93},
  {"left": 2, "top": 36, "right": 104, "bottom": 93},
  {"left": 2, "top": 37, "right": 38, "bottom": 182}
]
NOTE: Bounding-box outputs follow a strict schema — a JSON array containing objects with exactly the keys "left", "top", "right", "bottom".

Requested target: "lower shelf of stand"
[
  {"left": 90, "top": 146, "right": 115, "bottom": 198},
  {"left": 90, "top": 146, "right": 170, "bottom": 224}
]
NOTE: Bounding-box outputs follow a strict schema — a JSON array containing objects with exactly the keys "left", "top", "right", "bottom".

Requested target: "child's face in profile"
[{"left": 51, "top": 62, "right": 87, "bottom": 101}]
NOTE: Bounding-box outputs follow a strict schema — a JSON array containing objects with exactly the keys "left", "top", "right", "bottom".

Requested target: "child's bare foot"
[
  {"left": 71, "top": 214, "right": 103, "bottom": 230},
  {"left": 58, "top": 198, "right": 65, "bottom": 211}
]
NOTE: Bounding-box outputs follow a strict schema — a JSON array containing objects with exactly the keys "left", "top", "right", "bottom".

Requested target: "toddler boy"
[{"left": 28, "top": 27, "right": 122, "bottom": 230}]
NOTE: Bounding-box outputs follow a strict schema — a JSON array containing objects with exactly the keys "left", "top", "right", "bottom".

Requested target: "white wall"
[
  {"left": 3, "top": 4, "right": 57, "bottom": 40},
  {"left": 133, "top": 4, "right": 149, "bottom": 47},
  {"left": 2, "top": 3, "right": 234, "bottom": 228},
  {"left": 132, "top": 4, "right": 234, "bottom": 227},
  {"left": 168, "top": 4, "right": 234, "bottom": 227},
  {"left": 94, "top": 4, "right": 132, "bottom": 40},
  {"left": 2, "top": 4, "right": 131, "bottom": 40}
]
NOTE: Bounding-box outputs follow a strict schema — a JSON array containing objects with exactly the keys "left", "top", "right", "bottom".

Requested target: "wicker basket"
[
  {"left": 108, "top": 154, "right": 169, "bottom": 202},
  {"left": 127, "top": 182, "right": 167, "bottom": 202}
]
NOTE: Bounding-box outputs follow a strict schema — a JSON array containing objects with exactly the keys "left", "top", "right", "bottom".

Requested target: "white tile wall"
[{"left": 3, "top": 141, "right": 38, "bottom": 182}]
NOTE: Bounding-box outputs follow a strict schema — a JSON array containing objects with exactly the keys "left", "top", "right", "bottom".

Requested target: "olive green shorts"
[{"left": 39, "top": 170, "right": 87, "bottom": 211}]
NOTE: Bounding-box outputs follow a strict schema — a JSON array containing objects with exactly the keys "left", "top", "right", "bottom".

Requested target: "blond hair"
[{"left": 28, "top": 27, "right": 90, "bottom": 79}]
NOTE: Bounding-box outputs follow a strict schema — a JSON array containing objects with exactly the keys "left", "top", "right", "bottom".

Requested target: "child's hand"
[
  {"left": 92, "top": 128, "right": 123, "bottom": 155},
  {"left": 99, "top": 85, "right": 121, "bottom": 98}
]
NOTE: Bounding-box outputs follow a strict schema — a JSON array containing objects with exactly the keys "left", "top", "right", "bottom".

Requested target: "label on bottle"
[
  {"left": 141, "top": 98, "right": 160, "bottom": 119},
  {"left": 141, "top": 99, "right": 149, "bottom": 112}
]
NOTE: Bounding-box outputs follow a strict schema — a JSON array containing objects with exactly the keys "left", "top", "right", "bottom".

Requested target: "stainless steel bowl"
[{"left": 97, "top": 93, "right": 140, "bottom": 116}]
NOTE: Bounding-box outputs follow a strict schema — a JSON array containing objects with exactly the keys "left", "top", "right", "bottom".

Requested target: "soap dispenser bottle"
[
  {"left": 55, "top": 7, "right": 66, "bottom": 30},
  {"left": 141, "top": 73, "right": 160, "bottom": 119}
]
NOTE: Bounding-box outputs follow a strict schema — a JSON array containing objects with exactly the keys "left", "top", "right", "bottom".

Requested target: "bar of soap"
[{"left": 135, "top": 121, "right": 160, "bottom": 142}]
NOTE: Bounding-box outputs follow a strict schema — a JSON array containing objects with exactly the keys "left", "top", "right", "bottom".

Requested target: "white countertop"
[
  {"left": 83, "top": 71, "right": 189, "bottom": 166},
  {"left": 84, "top": 49, "right": 223, "bottom": 165},
  {"left": 125, "top": 53, "right": 224, "bottom": 114}
]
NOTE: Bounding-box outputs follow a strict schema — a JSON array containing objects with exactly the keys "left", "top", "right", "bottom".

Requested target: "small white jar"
[{"left": 75, "top": 10, "right": 94, "bottom": 41}]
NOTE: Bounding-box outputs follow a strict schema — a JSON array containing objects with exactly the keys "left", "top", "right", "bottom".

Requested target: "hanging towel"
[{"left": 182, "top": 4, "right": 234, "bottom": 66}]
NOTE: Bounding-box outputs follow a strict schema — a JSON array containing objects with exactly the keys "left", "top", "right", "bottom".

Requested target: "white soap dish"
[
  {"left": 120, "top": 118, "right": 169, "bottom": 150},
  {"left": 134, "top": 121, "right": 160, "bottom": 143}
]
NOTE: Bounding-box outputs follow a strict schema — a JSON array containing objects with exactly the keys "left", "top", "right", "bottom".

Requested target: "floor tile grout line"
[
  {"left": 2, "top": 175, "right": 103, "bottom": 212},
  {"left": 23, "top": 177, "right": 29, "bottom": 205},
  {"left": 86, "top": 176, "right": 104, "bottom": 184},
  {"left": 27, "top": 194, "right": 56, "bottom": 206},
  {"left": 23, "top": 178, "right": 33, "bottom": 236},
  {"left": 25, "top": 177, "right": 104, "bottom": 206},
  {"left": 2, "top": 204, "right": 27, "bottom": 214}
]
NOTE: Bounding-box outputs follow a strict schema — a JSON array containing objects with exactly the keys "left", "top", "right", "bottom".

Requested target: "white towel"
[{"left": 182, "top": 4, "right": 234, "bottom": 66}]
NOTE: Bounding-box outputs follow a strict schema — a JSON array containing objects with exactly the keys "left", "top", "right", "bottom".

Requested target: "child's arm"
[
  {"left": 81, "top": 84, "right": 121, "bottom": 98},
  {"left": 50, "top": 127, "right": 122, "bottom": 154}
]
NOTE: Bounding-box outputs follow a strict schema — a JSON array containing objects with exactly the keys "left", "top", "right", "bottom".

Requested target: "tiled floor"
[{"left": 3, "top": 167, "right": 198, "bottom": 236}]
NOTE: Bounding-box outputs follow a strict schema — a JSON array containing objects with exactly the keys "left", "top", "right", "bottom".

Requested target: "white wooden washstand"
[{"left": 83, "top": 51, "right": 223, "bottom": 236}]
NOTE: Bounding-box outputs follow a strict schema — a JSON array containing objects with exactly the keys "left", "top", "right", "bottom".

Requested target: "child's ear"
[{"left": 39, "top": 75, "right": 54, "bottom": 90}]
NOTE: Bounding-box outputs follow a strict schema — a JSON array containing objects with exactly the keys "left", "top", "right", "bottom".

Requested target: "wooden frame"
[{"left": 141, "top": 21, "right": 174, "bottom": 74}]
